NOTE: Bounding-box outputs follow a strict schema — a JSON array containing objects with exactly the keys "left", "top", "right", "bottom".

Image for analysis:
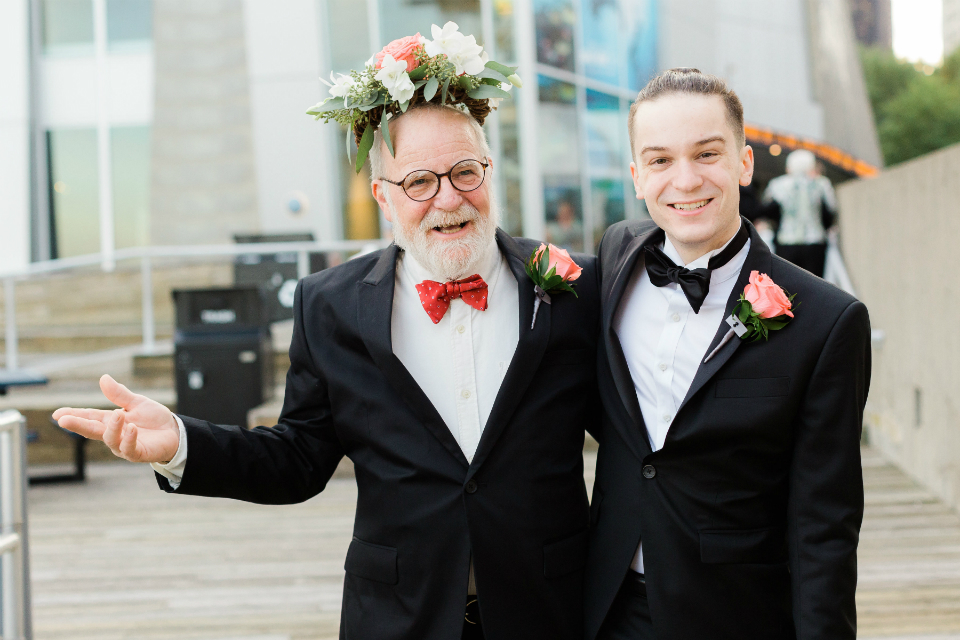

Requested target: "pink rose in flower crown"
[
  {"left": 535, "top": 243, "right": 582, "bottom": 282},
  {"left": 375, "top": 34, "right": 423, "bottom": 72},
  {"left": 743, "top": 271, "right": 794, "bottom": 318}
]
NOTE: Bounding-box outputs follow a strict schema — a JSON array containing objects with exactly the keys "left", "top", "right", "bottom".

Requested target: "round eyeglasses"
[{"left": 380, "top": 159, "right": 489, "bottom": 202}]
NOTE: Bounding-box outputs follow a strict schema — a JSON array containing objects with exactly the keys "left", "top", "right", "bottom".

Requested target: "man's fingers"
[
  {"left": 118, "top": 423, "right": 140, "bottom": 461},
  {"left": 53, "top": 407, "right": 113, "bottom": 422},
  {"left": 102, "top": 409, "right": 124, "bottom": 453},
  {"left": 55, "top": 415, "right": 107, "bottom": 441},
  {"left": 100, "top": 374, "right": 139, "bottom": 410}
]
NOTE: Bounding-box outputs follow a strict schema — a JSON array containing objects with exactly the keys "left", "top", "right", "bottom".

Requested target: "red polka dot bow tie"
[{"left": 416, "top": 275, "right": 489, "bottom": 324}]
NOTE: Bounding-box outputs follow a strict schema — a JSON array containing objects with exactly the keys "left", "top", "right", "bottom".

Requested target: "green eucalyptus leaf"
[
  {"left": 355, "top": 123, "right": 374, "bottom": 173},
  {"left": 467, "top": 84, "right": 511, "bottom": 100},
  {"left": 484, "top": 60, "right": 518, "bottom": 77},
  {"left": 380, "top": 109, "right": 395, "bottom": 157},
  {"left": 476, "top": 66, "right": 509, "bottom": 83},
  {"left": 345, "top": 121, "right": 354, "bottom": 162},
  {"left": 424, "top": 76, "right": 440, "bottom": 101},
  {"left": 441, "top": 77, "right": 451, "bottom": 104},
  {"left": 400, "top": 99, "right": 410, "bottom": 113},
  {"left": 408, "top": 65, "right": 428, "bottom": 81},
  {"left": 458, "top": 75, "right": 473, "bottom": 90}
]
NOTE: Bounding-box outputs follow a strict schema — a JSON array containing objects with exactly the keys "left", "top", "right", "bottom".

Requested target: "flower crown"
[{"left": 306, "top": 22, "right": 522, "bottom": 173}]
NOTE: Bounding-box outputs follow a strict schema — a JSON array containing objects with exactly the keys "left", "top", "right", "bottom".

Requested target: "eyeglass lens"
[{"left": 402, "top": 160, "right": 486, "bottom": 201}]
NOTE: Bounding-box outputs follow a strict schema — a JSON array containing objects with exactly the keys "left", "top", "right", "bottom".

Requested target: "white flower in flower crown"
[
  {"left": 448, "top": 35, "right": 488, "bottom": 75},
  {"left": 375, "top": 54, "right": 415, "bottom": 102},
  {"left": 320, "top": 72, "right": 355, "bottom": 98},
  {"left": 424, "top": 21, "right": 465, "bottom": 59}
]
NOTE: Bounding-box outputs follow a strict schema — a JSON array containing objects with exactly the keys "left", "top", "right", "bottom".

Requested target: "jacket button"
[
  {"left": 465, "top": 480, "right": 478, "bottom": 494},
  {"left": 642, "top": 465, "right": 657, "bottom": 479}
]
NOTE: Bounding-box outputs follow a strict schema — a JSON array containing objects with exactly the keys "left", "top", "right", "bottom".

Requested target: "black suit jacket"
[
  {"left": 584, "top": 218, "right": 870, "bottom": 640},
  {"left": 157, "top": 230, "right": 600, "bottom": 640}
]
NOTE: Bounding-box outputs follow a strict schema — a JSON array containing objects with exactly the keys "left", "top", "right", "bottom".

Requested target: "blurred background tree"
[{"left": 861, "top": 45, "right": 960, "bottom": 166}]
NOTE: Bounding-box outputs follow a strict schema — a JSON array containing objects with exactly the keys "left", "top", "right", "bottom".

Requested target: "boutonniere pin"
[
  {"left": 703, "top": 271, "right": 797, "bottom": 363},
  {"left": 525, "top": 243, "right": 582, "bottom": 329}
]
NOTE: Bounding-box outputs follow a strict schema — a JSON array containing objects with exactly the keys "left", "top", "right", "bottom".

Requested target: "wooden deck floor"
[{"left": 24, "top": 447, "right": 960, "bottom": 639}]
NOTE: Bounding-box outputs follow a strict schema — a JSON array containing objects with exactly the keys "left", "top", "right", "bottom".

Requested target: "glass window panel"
[
  {"left": 495, "top": 97, "right": 522, "bottom": 237},
  {"left": 534, "top": 0, "right": 575, "bottom": 72},
  {"left": 377, "top": 0, "right": 483, "bottom": 55},
  {"left": 543, "top": 180, "right": 582, "bottom": 252},
  {"left": 538, "top": 76, "right": 581, "bottom": 251},
  {"left": 590, "top": 178, "right": 625, "bottom": 249},
  {"left": 493, "top": 0, "right": 515, "bottom": 61},
  {"left": 626, "top": 0, "right": 658, "bottom": 91},
  {"left": 48, "top": 129, "right": 100, "bottom": 258},
  {"left": 339, "top": 127, "right": 381, "bottom": 240},
  {"left": 42, "top": 0, "right": 95, "bottom": 53},
  {"left": 107, "top": 0, "right": 152, "bottom": 49},
  {"left": 580, "top": 0, "right": 621, "bottom": 86},
  {"left": 586, "top": 89, "right": 623, "bottom": 176},
  {"left": 328, "top": 0, "right": 372, "bottom": 73},
  {"left": 111, "top": 126, "right": 151, "bottom": 249}
]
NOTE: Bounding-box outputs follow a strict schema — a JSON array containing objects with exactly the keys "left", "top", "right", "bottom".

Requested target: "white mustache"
[{"left": 419, "top": 205, "right": 478, "bottom": 232}]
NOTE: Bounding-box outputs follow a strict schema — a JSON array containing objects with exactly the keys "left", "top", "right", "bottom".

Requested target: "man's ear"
[
  {"left": 630, "top": 162, "right": 644, "bottom": 199},
  {"left": 739, "top": 144, "right": 755, "bottom": 187},
  {"left": 371, "top": 180, "right": 393, "bottom": 222}
]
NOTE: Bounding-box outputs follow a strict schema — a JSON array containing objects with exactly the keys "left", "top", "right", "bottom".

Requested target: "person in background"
[{"left": 762, "top": 149, "right": 838, "bottom": 277}]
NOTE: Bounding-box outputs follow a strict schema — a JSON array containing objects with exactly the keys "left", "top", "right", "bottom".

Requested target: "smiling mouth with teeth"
[
  {"left": 669, "top": 199, "right": 712, "bottom": 211},
  {"left": 434, "top": 222, "right": 469, "bottom": 234}
]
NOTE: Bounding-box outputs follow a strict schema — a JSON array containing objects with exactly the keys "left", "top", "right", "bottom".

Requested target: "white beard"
[{"left": 388, "top": 191, "right": 500, "bottom": 281}]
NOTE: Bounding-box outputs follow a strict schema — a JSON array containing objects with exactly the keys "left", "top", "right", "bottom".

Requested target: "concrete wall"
[
  {"left": 838, "top": 142, "right": 960, "bottom": 510},
  {"left": 150, "top": 0, "right": 260, "bottom": 245}
]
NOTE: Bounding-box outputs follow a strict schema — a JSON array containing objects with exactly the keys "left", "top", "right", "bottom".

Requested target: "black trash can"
[
  {"left": 173, "top": 287, "right": 274, "bottom": 427},
  {"left": 233, "top": 233, "right": 328, "bottom": 323}
]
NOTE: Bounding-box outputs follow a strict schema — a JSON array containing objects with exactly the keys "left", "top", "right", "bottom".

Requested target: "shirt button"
[
  {"left": 642, "top": 465, "right": 657, "bottom": 479},
  {"left": 671, "top": 313, "right": 681, "bottom": 322},
  {"left": 461, "top": 389, "right": 471, "bottom": 399},
  {"left": 465, "top": 479, "right": 478, "bottom": 494},
  {"left": 659, "top": 363, "right": 668, "bottom": 371},
  {"left": 456, "top": 324, "right": 465, "bottom": 334},
  {"left": 661, "top": 413, "right": 671, "bottom": 422}
]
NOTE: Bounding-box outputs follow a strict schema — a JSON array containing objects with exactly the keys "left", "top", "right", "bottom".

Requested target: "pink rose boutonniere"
[
  {"left": 375, "top": 34, "right": 424, "bottom": 72},
  {"left": 703, "top": 271, "right": 798, "bottom": 363},
  {"left": 525, "top": 243, "right": 582, "bottom": 329}
]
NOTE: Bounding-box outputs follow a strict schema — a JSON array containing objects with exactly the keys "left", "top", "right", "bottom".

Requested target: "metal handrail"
[
  {"left": 0, "top": 410, "right": 32, "bottom": 640},
  {"left": 2, "top": 239, "right": 387, "bottom": 369}
]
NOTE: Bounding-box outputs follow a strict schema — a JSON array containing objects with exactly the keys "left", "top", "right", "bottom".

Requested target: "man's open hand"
[{"left": 53, "top": 374, "right": 180, "bottom": 463}]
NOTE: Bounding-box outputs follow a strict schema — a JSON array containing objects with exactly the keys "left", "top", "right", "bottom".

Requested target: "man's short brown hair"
[{"left": 628, "top": 68, "right": 745, "bottom": 160}]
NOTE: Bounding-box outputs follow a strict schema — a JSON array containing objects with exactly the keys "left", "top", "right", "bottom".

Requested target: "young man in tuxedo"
[
  {"left": 54, "top": 103, "right": 600, "bottom": 640},
  {"left": 584, "top": 69, "right": 871, "bottom": 640}
]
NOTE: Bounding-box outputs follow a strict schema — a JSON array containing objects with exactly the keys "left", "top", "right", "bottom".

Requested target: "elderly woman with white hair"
[{"left": 762, "top": 149, "right": 838, "bottom": 277}]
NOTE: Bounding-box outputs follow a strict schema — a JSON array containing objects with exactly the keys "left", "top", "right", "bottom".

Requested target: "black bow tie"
[{"left": 644, "top": 222, "right": 750, "bottom": 314}]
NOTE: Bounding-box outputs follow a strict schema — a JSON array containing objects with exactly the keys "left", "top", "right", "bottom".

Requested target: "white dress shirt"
[
  {"left": 613, "top": 223, "right": 750, "bottom": 573},
  {"left": 154, "top": 238, "right": 519, "bottom": 484}
]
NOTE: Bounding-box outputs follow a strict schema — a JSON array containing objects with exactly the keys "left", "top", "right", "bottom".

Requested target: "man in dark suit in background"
[
  {"left": 55, "top": 102, "right": 600, "bottom": 640},
  {"left": 584, "top": 68, "right": 871, "bottom": 640}
]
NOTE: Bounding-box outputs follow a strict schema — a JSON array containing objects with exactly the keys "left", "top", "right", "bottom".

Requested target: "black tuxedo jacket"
[
  {"left": 584, "top": 218, "right": 871, "bottom": 640},
  {"left": 156, "top": 230, "right": 600, "bottom": 640}
]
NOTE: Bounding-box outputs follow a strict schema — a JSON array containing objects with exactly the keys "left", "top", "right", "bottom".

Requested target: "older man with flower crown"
[{"left": 54, "top": 23, "right": 599, "bottom": 640}]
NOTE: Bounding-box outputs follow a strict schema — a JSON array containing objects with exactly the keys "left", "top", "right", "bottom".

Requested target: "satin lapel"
[
  {"left": 357, "top": 245, "right": 469, "bottom": 469},
  {"left": 467, "top": 231, "right": 551, "bottom": 475},
  {"left": 600, "top": 224, "right": 664, "bottom": 461},
  {"left": 675, "top": 219, "right": 774, "bottom": 416}
]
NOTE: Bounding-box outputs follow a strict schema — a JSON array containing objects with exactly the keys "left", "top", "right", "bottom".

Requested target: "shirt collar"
[{"left": 660, "top": 220, "right": 750, "bottom": 287}]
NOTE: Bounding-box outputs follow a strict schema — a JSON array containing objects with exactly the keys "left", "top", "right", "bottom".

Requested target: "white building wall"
[
  {"left": 946, "top": 0, "right": 960, "bottom": 56},
  {"left": 0, "top": 0, "right": 32, "bottom": 274},
  {"left": 40, "top": 53, "right": 153, "bottom": 127},
  {"left": 658, "top": 0, "right": 825, "bottom": 141},
  {"left": 242, "top": 0, "right": 341, "bottom": 241}
]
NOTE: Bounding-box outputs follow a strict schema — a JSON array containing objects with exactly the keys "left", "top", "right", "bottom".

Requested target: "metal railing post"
[
  {"left": 0, "top": 410, "right": 32, "bottom": 639},
  {"left": 140, "top": 255, "right": 156, "bottom": 354},
  {"left": 4, "top": 278, "right": 18, "bottom": 371}
]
